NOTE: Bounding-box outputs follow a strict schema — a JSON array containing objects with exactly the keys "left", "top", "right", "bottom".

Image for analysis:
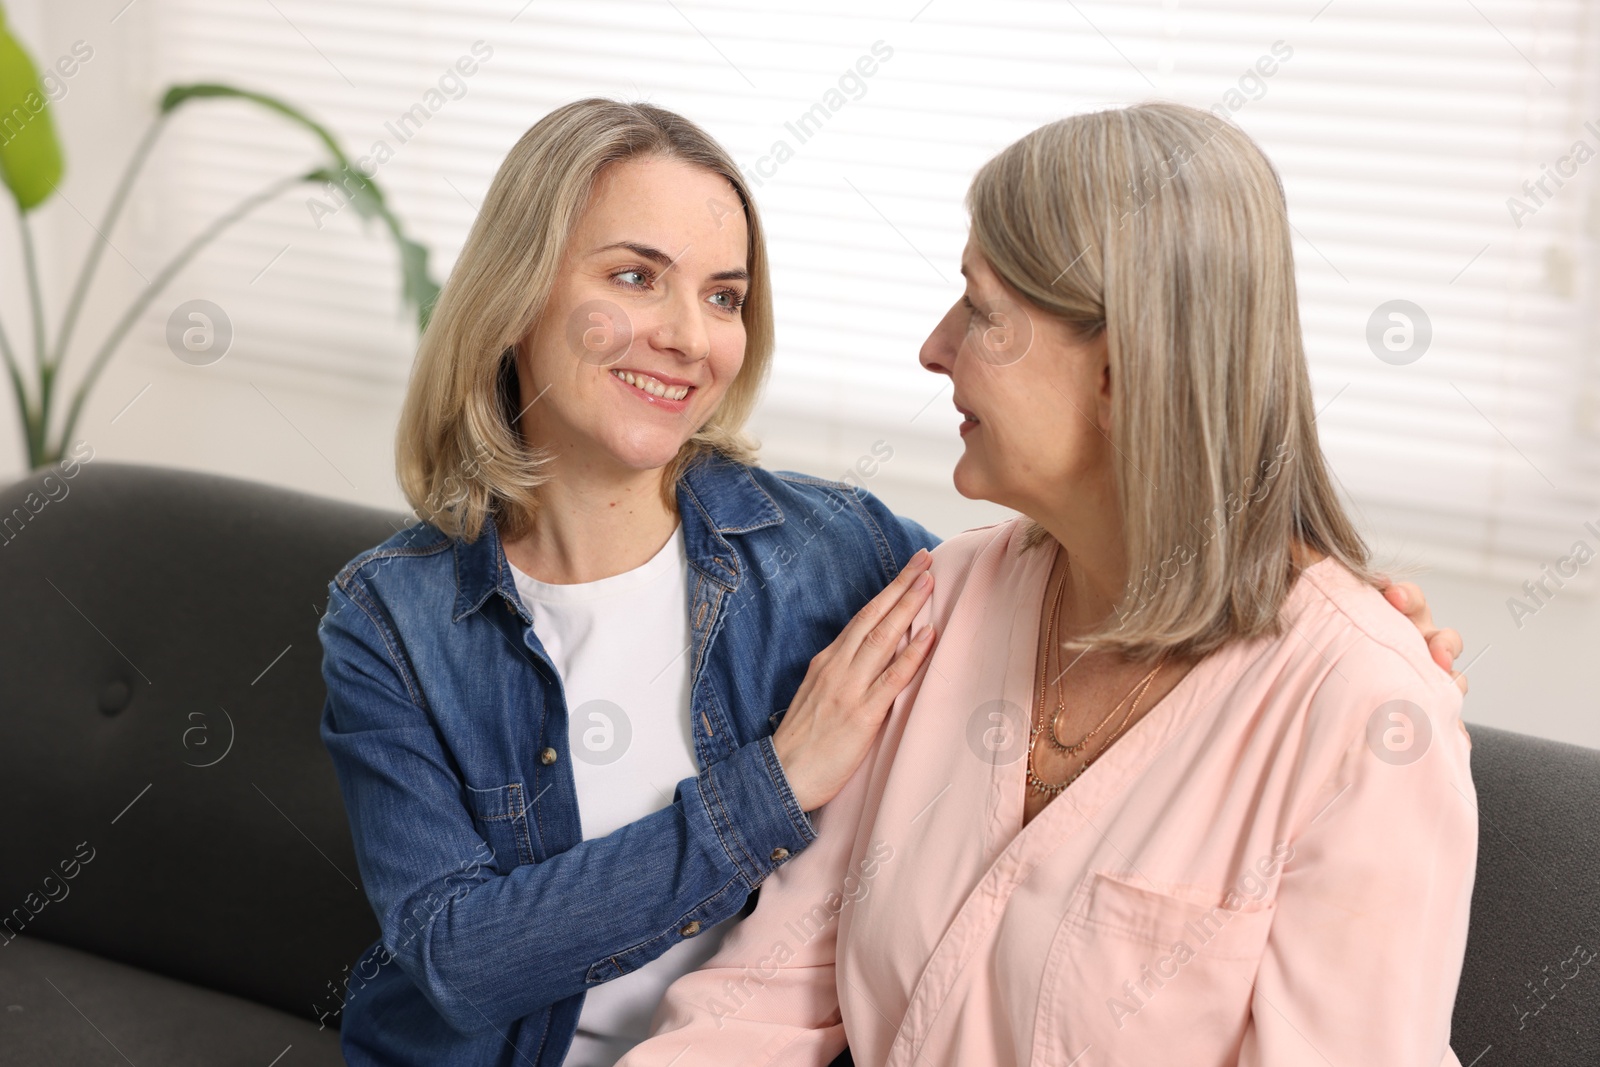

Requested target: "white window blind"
[{"left": 137, "top": 0, "right": 1599, "bottom": 579}]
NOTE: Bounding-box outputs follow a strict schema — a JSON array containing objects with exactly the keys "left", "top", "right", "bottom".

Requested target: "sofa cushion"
[
  {"left": 1450, "top": 724, "right": 1600, "bottom": 1064},
  {"left": 0, "top": 935, "right": 345, "bottom": 1065},
  {"left": 0, "top": 461, "right": 404, "bottom": 1023}
]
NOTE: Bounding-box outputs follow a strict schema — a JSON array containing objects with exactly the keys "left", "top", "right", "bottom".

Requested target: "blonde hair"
[
  {"left": 967, "top": 102, "right": 1371, "bottom": 660},
  {"left": 396, "top": 99, "right": 773, "bottom": 542}
]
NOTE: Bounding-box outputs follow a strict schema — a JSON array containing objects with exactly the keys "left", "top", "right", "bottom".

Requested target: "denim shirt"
[{"left": 317, "top": 452, "right": 939, "bottom": 1066}]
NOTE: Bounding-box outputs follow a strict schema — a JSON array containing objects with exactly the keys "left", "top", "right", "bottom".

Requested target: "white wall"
[{"left": 2, "top": 0, "right": 1593, "bottom": 751}]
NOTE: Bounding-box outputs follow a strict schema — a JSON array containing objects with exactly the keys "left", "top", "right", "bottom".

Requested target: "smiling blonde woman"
[
  {"left": 319, "top": 100, "right": 944, "bottom": 1067},
  {"left": 620, "top": 102, "right": 1476, "bottom": 1067}
]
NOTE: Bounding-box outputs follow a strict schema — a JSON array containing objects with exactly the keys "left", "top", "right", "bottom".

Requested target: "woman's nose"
[
  {"left": 652, "top": 290, "right": 711, "bottom": 362},
  {"left": 919, "top": 303, "right": 964, "bottom": 376}
]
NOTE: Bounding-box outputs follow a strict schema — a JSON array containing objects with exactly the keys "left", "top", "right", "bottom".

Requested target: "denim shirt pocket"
[{"left": 463, "top": 781, "right": 536, "bottom": 872}]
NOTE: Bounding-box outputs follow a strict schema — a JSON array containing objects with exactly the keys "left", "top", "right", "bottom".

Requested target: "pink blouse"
[{"left": 619, "top": 519, "right": 1477, "bottom": 1067}]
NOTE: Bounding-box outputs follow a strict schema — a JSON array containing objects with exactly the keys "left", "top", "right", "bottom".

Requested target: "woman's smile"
[
  {"left": 609, "top": 367, "right": 695, "bottom": 411},
  {"left": 954, "top": 397, "right": 980, "bottom": 436}
]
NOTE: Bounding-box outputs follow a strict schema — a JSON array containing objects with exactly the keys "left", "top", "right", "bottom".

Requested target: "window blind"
[{"left": 137, "top": 0, "right": 1599, "bottom": 579}]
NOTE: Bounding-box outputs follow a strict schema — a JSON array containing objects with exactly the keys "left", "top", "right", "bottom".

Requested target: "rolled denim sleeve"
[
  {"left": 318, "top": 579, "right": 813, "bottom": 1036},
  {"left": 692, "top": 732, "right": 817, "bottom": 883}
]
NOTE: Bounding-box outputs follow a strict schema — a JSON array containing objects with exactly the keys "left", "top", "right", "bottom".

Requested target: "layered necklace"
[{"left": 1026, "top": 550, "right": 1167, "bottom": 798}]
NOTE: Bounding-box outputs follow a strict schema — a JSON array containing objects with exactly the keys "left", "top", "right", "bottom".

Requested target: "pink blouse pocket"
[{"left": 1031, "top": 870, "right": 1274, "bottom": 1067}]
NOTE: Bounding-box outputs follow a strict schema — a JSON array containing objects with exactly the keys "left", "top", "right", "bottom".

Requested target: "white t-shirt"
[{"left": 509, "top": 525, "right": 733, "bottom": 1067}]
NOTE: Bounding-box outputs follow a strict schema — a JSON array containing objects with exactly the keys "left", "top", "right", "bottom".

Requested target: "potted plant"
[{"left": 0, "top": 2, "right": 438, "bottom": 469}]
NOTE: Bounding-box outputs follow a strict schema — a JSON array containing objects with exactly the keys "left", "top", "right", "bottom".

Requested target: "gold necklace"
[
  {"left": 1027, "top": 662, "right": 1162, "bottom": 797},
  {"left": 1036, "top": 559, "right": 1118, "bottom": 753},
  {"left": 1048, "top": 656, "right": 1163, "bottom": 754},
  {"left": 1026, "top": 548, "right": 1168, "bottom": 797},
  {"left": 1033, "top": 550, "right": 1161, "bottom": 755}
]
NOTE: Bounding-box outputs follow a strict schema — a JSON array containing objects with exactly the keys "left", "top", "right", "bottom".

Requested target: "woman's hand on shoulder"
[
  {"left": 772, "top": 548, "right": 937, "bottom": 812},
  {"left": 1378, "top": 578, "right": 1467, "bottom": 696}
]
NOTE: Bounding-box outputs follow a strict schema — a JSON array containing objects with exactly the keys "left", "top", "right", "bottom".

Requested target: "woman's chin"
[
  {"left": 605, "top": 434, "right": 694, "bottom": 474},
  {"left": 952, "top": 455, "right": 1024, "bottom": 513},
  {"left": 951, "top": 456, "right": 991, "bottom": 502}
]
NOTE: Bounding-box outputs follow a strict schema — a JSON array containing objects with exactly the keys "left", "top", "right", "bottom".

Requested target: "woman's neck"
[
  {"left": 1036, "top": 493, "right": 1327, "bottom": 641},
  {"left": 1031, "top": 481, "right": 1128, "bottom": 638},
  {"left": 1049, "top": 532, "right": 1126, "bottom": 637},
  {"left": 501, "top": 463, "right": 679, "bottom": 585}
]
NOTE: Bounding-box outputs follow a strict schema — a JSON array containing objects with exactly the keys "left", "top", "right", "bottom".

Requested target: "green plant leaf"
[
  {"left": 163, "top": 83, "right": 439, "bottom": 330},
  {"left": 306, "top": 164, "right": 440, "bottom": 331},
  {"left": 0, "top": 4, "right": 65, "bottom": 213}
]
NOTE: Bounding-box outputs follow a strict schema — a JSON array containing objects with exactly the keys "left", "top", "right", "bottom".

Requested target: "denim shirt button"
[
  {"left": 680, "top": 920, "right": 701, "bottom": 937},
  {"left": 539, "top": 747, "right": 558, "bottom": 765},
  {"left": 770, "top": 847, "right": 790, "bottom": 863}
]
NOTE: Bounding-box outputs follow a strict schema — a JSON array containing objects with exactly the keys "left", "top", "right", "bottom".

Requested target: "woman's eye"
[
  {"left": 709, "top": 289, "right": 745, "bottom": 312},
  {"left": 614, "top": 269, "right": 650, "bottom": 287}
]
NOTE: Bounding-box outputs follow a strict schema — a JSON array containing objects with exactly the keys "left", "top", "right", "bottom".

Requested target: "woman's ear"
[{"left": 1093, "top": 331, "right": 1113, "bottom": 434}]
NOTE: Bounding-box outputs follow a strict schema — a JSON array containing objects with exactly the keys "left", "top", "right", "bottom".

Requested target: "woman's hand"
[
  {"left": 773, "top": 548, "right": 937, "bottom": 812},
  {"left": 1380, "top": 579, "right": 1468, "bottom": 696}
]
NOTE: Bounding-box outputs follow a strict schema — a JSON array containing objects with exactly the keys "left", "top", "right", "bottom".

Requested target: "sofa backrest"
[
  {"left": 0, "top": 461, "right": 401, "bottom": 1023},
  {"left": 1449, "top": 724, "right": 1600, "bottom": 1065}
]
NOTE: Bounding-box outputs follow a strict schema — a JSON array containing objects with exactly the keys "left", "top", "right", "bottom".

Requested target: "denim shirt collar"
[{"left": 450, "top": 452, "right": 783, "bottom": 622}]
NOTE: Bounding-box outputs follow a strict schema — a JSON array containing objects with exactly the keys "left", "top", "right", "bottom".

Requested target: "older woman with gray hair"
[{"left": 623, "top": 102, "right": 1477, "bottom": 1067}]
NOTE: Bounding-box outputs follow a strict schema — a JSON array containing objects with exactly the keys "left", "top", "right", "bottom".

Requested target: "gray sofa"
[{"left": 0, "top": 462, "right": 1594, "bottom": 1064}]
